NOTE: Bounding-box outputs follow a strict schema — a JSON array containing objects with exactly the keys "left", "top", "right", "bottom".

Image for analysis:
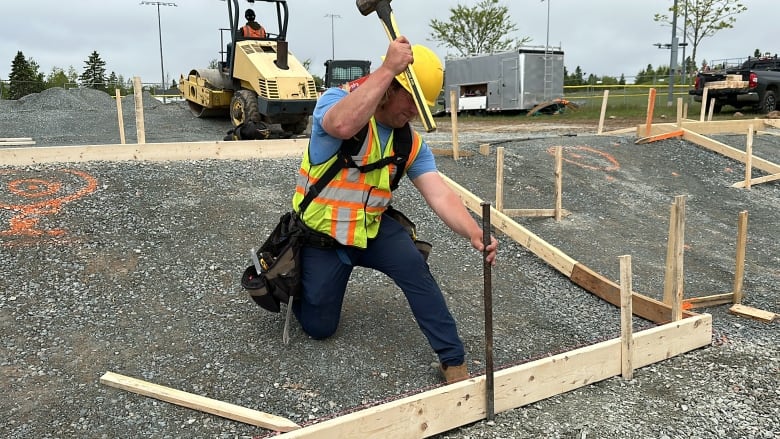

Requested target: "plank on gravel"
[
  {"left": 100, "top": 372, "right": 301, "bottom": 432},
  {"left": 729, "top": 304, "right": 777, "bottom": 323}
]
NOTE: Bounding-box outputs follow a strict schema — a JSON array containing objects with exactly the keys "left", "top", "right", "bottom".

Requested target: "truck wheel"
[
  {"left": 759, "top": 90, "right": 776, "bottom": 113},
  {"left": 230, "top": 89, "right": 261, "bottom": 127}
]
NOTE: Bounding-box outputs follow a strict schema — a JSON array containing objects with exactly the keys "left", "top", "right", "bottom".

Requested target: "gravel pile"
[{"left": 1, "top": 88, "right": 778, "bottom": 438}]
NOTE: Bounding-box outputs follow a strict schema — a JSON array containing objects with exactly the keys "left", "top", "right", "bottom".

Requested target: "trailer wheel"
[
  {"left": 230, "top": 89, "right": 261, "bottom": 127},
  {"left": 759, "top": 90, "right": 776, "bottom": 114}
]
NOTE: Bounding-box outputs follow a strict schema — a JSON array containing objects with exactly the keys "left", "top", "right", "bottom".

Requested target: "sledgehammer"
[{"left": 356, "top": 0, "right": 437, "bottom": 132}]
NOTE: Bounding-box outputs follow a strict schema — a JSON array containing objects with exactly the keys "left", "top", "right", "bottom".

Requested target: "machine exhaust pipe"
[{"left": 276, "top": 41, "right": 289, "bottom": 70}]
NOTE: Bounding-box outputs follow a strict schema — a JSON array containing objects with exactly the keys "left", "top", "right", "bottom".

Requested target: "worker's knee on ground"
[{"left": 299, "top": 320, "right": 338, "bottom": 340}]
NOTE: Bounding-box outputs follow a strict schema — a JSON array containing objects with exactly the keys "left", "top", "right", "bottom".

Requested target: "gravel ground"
[{"left": 1, "top": 88, "right": 778, "bottom": 438}]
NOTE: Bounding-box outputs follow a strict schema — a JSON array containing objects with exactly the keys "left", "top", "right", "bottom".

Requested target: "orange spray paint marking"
[
  {"left": 546, "top": 145, "right": 620, "bottom": 172},
  {"left": 0, "top": 169, "right": 98, "bottom": 239}
]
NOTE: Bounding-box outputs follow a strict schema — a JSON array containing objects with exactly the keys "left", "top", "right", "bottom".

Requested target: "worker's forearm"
[
  {"left": 438, "top": 192, "right": 482, "bottom": 241},
  {"left": 322, "top": 66, "right": 396, "bottom": 139}
]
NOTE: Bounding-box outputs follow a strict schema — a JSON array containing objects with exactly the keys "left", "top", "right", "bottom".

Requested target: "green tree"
[
  {"left": 79, "top": 50, "right": 107, "bottom": 91},
  {"left": 654, "top": 0, "right": 747, "bottom": 70},
  {"left": 428, "top": 0, "right": 530, "bottom": 57},
  {"left": 8, "top": 51, "right": 45, "bottom": 99},
  {"left": 46, "top": 67, "right": 70, "bottom": 89},
  {"left": 636, "top": 64, "right": 657, "bottom": 84},
  {"left": 563, "top": 66, "right": 585, "bottom": 86},
  {"left": 66, "top": 66, "right": 79, "bottom": 85}
]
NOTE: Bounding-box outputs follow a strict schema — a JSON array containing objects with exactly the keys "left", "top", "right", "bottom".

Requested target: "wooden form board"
[
  {"left": 682, "top": 129, "right": 780, "bottom": 175},
  {"left": 0, "top": 139, "right": 308, "bottom": 166},
  {"left": 636, "top": 119, "right": 768, "bottom": 136},
  {"left": 276, "top": 314, "right": 712, "bottom": 438},
  {"left": 634, "top": 122, "right": 780, "bottom": 176}
]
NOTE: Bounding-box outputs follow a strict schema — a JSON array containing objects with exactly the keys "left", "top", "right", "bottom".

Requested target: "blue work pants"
[{"left": 293, "top": 213, "right": 465, "bottom": 366}]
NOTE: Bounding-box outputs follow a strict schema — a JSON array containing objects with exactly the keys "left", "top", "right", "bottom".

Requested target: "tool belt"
[{"left": 292, "top": 214, "right": 342, "bottom": 249}]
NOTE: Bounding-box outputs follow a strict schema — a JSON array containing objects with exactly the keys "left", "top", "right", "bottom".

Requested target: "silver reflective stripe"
[{"left": 333, "top": 208, "right": 353, "bottom": 243}]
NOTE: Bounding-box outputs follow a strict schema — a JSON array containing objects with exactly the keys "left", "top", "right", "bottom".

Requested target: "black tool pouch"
[
  {"left": 241, "top": 212, "right": 303, "bottom": 313},
  {"left": 384, "top": 206, "right": 432, "bottom": 261}
]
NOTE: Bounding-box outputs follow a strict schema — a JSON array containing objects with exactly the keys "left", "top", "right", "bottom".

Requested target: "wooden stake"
[
  {"left": 133, "top": 77, "right": 146, "bottom": 144},
  {"left": 115, "top": 88, "right": 126, "bottom": 145},
  {"left": 707, "top": 98, "right": 716, "bottom": 121},
  {"left": 744, "top": 126, "right": 754, "bottom": 189},
  {"left": 733, "top": 211, "right": 748, "bottom": 304},
  {"left": 645, "top": 88, "right": 656, "bottom": 137},
  {"left": 554, "top": 146, "right": 563, "bottom": 222},
  {"left": 450, "top": 90, "right": 460, "bottom": 161},
  {"left": 671, "top": 196, "right": 686, "bottom": 321},
  {"left": 597, "top": 90, "right": 609, "bottom": 135},
  {"left": 619, "top": 255, "right": 634, "bottom": 380},
  {"left": 100, "top": 372, "right": 301, "bottom": 432},
  {"left": 683, "top": 102, "right": 688, "bottom": 119},
  {"left": 699, "top": 87, "right": 709, "bottom": 122},
  {"left": 662, "top": 202, "right": 678, "bottom": 306},
  {"left": 495, "top": 147, "right": 505, "bottom": 212},
  {"left": 676, "top": 97, "right": 683, "bottom": 128},
  {"left": 479, "top": 143, "right": 491, "bottom": 156}
]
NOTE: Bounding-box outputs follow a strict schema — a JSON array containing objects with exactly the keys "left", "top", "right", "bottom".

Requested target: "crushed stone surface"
[{"left": 0, "top": 88, "right": 778, "bottom": 438}]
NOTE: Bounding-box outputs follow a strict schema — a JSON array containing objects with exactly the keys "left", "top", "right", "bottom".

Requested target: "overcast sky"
[{"left": 0, "top": 0, "right": 775, "bottom": 86}]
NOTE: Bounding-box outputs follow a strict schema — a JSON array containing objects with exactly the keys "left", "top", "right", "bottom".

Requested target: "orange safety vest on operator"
[
  {"left": 242, "top": 24, "right": 266, "bottom": 38},
  {"left": 292, "top": 119, "right": 423, "bottom": 248}
]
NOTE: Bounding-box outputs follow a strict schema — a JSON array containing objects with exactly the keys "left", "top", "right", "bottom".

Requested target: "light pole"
[
  {"left": 140, "top": 1, "right": 177, "bottom": 100},
  {"left": 324, "top": 13, "right": 341, "bottom": 60}
]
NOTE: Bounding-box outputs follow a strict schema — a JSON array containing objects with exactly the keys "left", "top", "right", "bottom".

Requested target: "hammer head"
[{"left": 356, "top": 0, "right": 391, "bottom": 16}]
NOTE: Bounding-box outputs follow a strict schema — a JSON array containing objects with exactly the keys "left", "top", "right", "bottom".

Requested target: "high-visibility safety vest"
[
  {"left": 242, "top": 24, "right": 266, "bottom": 38},
  {"left": 292, "top": 118, "right": 422, "bottom": 248}
]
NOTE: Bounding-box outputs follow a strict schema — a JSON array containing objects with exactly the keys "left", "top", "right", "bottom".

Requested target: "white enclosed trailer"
[{"left": 444, "top": 46, "right": 564, "bottom": 113}]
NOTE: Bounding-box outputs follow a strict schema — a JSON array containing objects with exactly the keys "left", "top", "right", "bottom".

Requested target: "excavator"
[{"left": 178, "top": 0, "right": 317, "bottom": 136}]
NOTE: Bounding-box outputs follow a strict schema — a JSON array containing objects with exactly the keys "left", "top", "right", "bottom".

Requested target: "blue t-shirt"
[{"left": 309, "top": 88, "right": 437, "bottom": 180}]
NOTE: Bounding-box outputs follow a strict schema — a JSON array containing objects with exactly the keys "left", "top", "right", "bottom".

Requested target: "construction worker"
[
  {"left": 290, "top": 36, "right": 498, "bottom": 384},
  {"left": 240, "top": 8, "right": 266, "bottom": 39}
]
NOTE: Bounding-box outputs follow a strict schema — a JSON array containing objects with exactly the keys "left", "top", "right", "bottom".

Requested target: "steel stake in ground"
[{"left": 481, "top": 202, "right": 495, "bottom": 420}]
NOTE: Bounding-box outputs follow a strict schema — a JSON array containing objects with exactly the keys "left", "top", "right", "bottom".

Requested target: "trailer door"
[{"left": 501, "top": 56, "right": 519, "bottom": 110}]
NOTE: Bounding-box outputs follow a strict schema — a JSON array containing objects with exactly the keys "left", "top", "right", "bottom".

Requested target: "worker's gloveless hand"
[
  {"left": 472, "top": 233, "right": 498, "bottom": 266},
  {"left": 382, "top": 36, "right": 413, "bottom": 77}
]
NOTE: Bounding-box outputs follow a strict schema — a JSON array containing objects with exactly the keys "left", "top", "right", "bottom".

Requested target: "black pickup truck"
[{"left": 689, "top": 56, "right": 780, "bottom": 114}]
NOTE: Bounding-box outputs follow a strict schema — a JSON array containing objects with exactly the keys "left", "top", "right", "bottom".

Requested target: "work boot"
[{"left": 440, "top": 363, "right": 469, "bottom": 384}]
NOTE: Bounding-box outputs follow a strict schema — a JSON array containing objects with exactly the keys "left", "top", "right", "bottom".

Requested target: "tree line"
[{"left": 1, "top": 50, "right": 133, "bottom": 100}]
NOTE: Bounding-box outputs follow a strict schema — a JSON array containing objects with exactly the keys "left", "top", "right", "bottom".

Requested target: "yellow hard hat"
[{"left": 384, "top": 45, "right": 443, "bottom": 107}]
